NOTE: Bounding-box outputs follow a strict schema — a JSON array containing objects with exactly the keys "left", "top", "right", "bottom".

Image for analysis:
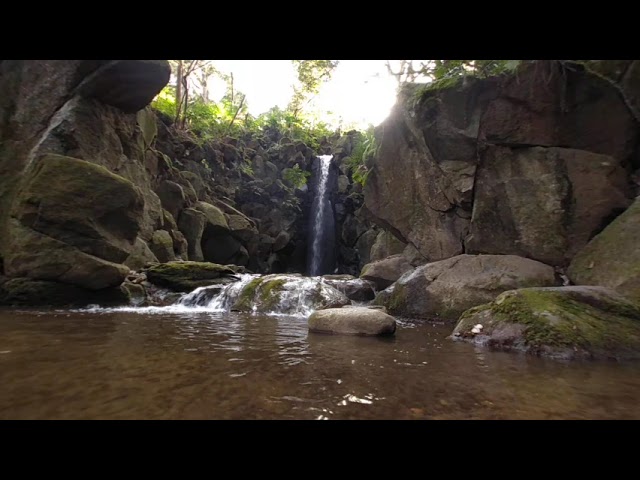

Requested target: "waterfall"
[{"left": 309, "top": 155, "right": 333, "bottom": 276}]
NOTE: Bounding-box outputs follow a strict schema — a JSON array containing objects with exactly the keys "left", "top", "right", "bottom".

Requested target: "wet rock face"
[
  {"left": 452, "top": 286, "right": 640, "bottom": 361},
  {"left": 308, "top": 307, "right": 397, "bottom": 336},
  {"left": 377, "top": 254, "right": 558, "bottom": 321}
]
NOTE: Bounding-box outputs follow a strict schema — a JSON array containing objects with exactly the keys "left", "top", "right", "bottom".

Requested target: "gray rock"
[
  {"left": 361, "top": 254, "right": 414, "bottom": 290},
  {"left": 308, "top": 307, "right": 396, "bottom": 336},
  {"left": 379, "top": 254, "right": 558, "bottom": 320}
]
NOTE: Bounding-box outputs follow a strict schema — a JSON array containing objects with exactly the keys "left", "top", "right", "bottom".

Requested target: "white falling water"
[{"left": 309, "top": 155, "right": 333, "bottom": 276}]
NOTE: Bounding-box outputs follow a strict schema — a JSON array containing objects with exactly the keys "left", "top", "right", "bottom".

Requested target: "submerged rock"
[
  {"left": 144, "top": 261, "right": 238, "bottom": 292},
  {"left": 377, "top": 254, "right": 558, "bottom": 320},
  {"left": 232, "top": 274, "right": 350, "bottom": 314},
  {"left": 308, "top": 307, "right": 396, "bottom": 336},
  {"left": 452, "top": 286, "right": 640, "bottom": 360},
  {"left": 360, "top": 254, "right": 413, "bottom": 290}
]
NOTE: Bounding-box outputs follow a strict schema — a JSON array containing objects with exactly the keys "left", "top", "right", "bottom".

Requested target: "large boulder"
[
  {"left": 157, "top": 180, "right": 187, "bottom": 221},
  {"left": 194, "top": 201, "right": 229, "bottom": 232},
  {"left": 233, "top": 274, "right": 350, "bottom": 314},
  {"left": 124, "top": 238, "right": 159, "bottom": 271},
  {"left": 452, "top": 286, "right": 640, "bottom": 361},
  {"left": 177, "top": 208, "right": 206, "bottom": 262},
  {"left": 149, "top": 230, "right": 175, "bottom": 263},
  {"left": 370, "top": 230, "right": 407, "bottom": 262},
  {"left": 10, "top": 154, "right": 144, "bottom": 263},
  {"left": 77, "top": 60, "right": 171, "bottom": 113},
  {"left": 4, "top": 220, "right": 130, "bottom": 289},
  {"left": 465, "top": 146, "right": 630, "bottom": 266},
  {"left": 3, "top": 155, "right": 144, "bottom": 289},
  {"left": 379, "top": 254, "right": 558, "bottom": 320},
  {"left": 308, "top": 307, "right": 397, "bottom": 336},
  {"left": 145, "top": 261, "right": 238, "bottom": 292},
  {"left": 360, "top": 254, "right": 413, "bottom": 290},
  {"left": 568, "top": 198, "right": 640, "bottom": 302}
]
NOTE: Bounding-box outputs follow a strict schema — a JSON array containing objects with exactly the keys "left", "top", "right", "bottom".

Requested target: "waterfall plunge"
[{"left": 308, "top": 155, "right": 334, "bottom": 276}]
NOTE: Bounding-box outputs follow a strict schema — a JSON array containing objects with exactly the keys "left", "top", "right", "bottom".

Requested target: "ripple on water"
[{"left": 1, "top": 308, "right": 640, "bottom": 419}]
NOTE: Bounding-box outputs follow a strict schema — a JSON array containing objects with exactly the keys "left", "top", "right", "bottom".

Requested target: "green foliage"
[
  {"left": 389, "top": 60, "right": 522, "bottom": 87},
  {"left": 239, "top": 159, "right": 254, "bottom": 177},
  {"left": 151, "top": 86, "right": 177, "bottom": 118},
  {"left": 345, "top": 126, "right": 377, "bottom": 186},
  {"left": 282, "top": 164, "right": 310, "bottom": 189},
  {"left": 288, "top": 60, "right": 339, "bottom": 117}
]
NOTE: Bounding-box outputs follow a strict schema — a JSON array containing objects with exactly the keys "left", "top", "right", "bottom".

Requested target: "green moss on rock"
[
  {"left": 260, "top": 279, "right": 286, "bottom": 310},
  {"left": 233, "top": 277, "right": 263, "bottom": 311},
  {"left": 145, "top": 261, "right": 237, "bottom": 292},
  {"left": 453, "top": 286, "right": 640, "bottom": 360}
]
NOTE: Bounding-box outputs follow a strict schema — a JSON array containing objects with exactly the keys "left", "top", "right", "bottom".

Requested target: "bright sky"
[{"left": 206, "top": 60, "right": 401, "bottom": 129}]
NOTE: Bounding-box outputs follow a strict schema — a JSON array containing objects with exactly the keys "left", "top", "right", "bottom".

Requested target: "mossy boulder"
[
  {"left": 11, "top": 154, "right": 144, "bottom": 263},
  {"left": 144, "top": 261, "right": 238, "bottom": 292},
  {"left": 568, "top": 198, "right": 640, "bottom": 302},
  {"left": 124, "top": 238, "right": 159, "bottom": 271},
  {"left": 452, "top": 286, "right": 640, "bottom": 360},
  {"left": 4, "top": 219, "right": 130, "bottom": 290},
  {"left": 308, "top": 307, "right": 396, "bottom": 336},
  {"left": 378, "top": 254, "right": 558, "bottom": 320},
  {"left": 0, "top": 277, "right": 129, "bottom": 307},
  {"left": 232, "top": 274, "right": 350, "bottom": 314},
  {"left": 149, "top": 230, "right": 175, "bottom": 263}
]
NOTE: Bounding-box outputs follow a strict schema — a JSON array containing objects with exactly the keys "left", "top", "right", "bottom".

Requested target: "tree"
[
  {"left": 170, "top": 60, "right": 214, "bottom": 128},
  {"left": 288, "top": 60, "right": 339, "bottom": 118},
  {"left": 385, "top": 60, "right": 521, "bottom": 85}
]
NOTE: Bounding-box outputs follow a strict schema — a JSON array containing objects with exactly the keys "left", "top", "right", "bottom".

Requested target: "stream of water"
[
  {"left": 309, "top": 155, "right": 333, "bottom": 276},
  {"left": 1, "top": 306, "right": 640, "bottom": 419}
]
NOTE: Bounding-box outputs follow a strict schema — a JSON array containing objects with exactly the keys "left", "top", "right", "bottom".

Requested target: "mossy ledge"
[
  {"left": 145, "top": 261, "right": 239, "bottom": 292},
  {"left": 452, "top": 286, "right": 640, "bottom": 361}
]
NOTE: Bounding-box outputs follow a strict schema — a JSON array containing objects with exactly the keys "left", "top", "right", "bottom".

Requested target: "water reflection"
[{"left": 1, "top": 308, "right": 640, "bottom": 419}]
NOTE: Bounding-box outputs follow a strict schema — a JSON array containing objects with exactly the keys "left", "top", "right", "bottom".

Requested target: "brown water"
[{"left": 1, "top": 307, "right": 640, "bottom": 420}]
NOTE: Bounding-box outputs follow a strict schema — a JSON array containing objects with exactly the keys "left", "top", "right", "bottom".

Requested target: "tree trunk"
[{"left": 175, "top": 60, "right": 183, "bottom": 124}]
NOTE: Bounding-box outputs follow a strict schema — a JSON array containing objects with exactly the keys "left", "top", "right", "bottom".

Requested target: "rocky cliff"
[
  {"left": 0, "top": 60, "right": 369, "bottom": 305},
  {"left": 364, "top": 60, "right": 639, "bottom": 270}
]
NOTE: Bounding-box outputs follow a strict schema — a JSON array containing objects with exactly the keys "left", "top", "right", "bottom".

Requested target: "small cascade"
[
  {"left": 309, "top": 155, "right": 334, "bottom": 276},
  {"left": 178, "top": 274, "right": 258, "bottom": 310}
]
